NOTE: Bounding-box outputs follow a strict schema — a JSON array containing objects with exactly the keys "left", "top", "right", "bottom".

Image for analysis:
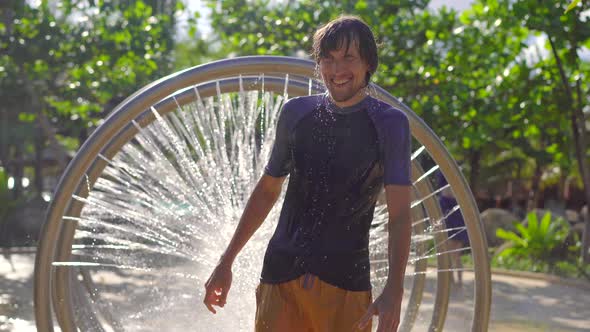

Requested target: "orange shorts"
[{"left": 254, "top": 273, "right": 372, "bottom": 332}]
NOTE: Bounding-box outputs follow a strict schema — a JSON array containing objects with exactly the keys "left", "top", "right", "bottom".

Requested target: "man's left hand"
[{"left": 357, "top": 289, "right": 402, "bottom": 332}]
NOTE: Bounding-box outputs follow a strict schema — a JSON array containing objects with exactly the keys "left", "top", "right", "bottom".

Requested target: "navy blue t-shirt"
[{"left": 261, "top": 93, "right": 411, "bottom": 291}]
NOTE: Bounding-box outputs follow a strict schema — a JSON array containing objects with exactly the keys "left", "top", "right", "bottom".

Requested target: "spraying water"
[{"left": 50, "top": 76, "right": 474, "bottom": 331}]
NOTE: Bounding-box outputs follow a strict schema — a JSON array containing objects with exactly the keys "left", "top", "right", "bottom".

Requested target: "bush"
[
  {"left": 493, "top": 211, "right": 589, "bottom": 280},
  {"left": 495, "top": 211, "right": 569, "bottom": 262}
]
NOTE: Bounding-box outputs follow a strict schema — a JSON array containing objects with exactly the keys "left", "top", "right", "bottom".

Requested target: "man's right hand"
[
  {"left": 203, "top": 263, "right": 233, "bottom": 314},
  {"left": 201, "top": 175, "right": 284, "bottom": 314}
]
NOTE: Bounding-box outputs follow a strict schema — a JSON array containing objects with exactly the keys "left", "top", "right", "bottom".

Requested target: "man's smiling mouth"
[{"left": 332, "top": 78, "right": 351, "bottom": 87}]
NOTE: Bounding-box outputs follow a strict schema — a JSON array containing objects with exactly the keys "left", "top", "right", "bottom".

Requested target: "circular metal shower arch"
[{"left": 34, "top": 56, "right": 491, "bottom": 331}]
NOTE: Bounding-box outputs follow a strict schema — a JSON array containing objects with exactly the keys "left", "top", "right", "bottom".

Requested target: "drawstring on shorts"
[{"left": 300, "top": 273, "right": 316, "bottom": 290}]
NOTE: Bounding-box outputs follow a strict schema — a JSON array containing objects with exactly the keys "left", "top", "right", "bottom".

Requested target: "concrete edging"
[
  {"left": 421, "top": 261, "right": 590, "bottom": 290},
  {"left": 490, "top": 267, "right": 590, "bottom": 291}
]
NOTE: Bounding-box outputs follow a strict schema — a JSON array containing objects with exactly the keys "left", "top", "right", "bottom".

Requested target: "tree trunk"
[
  {"left": 19, "top": 70, "right": 70, "bottom": 171},
  {"left": 575, "top": 81, "right": 590, "bottom": 264},
  {"left": 13, "top": 144, "right": 23, "bottom": 200},
  {"left": 34, "top": 127, "right": 44, "bottom": 197},
  {"left": 78, "top": 126, "right": 88, "bottom": 146},
  {"left": 0, "top": 108, "right": 7, "bottom": 170},
  {"left": 584, "top": 208, "right": 590, "bottom": 264},
  {"left": 468, "top": 149, "right": 481, "bottom": 197},
  {"left": 511, "top": 163, "right": 521, "bottom": 214},
  {"left": 547, "top": 33, "right": 590, "bottom": 264},
  {"left": 0, "top": 4, "right": 12, "bottom": 170},
  {"left": 527, "top": 162, "right": 543, "bottom": 211}
]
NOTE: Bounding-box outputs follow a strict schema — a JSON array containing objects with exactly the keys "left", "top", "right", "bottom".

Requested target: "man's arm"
[
  {"left": 383, "top": 184, "right": 412, "bottom": 296},
  {"left": 359, "top": 184, "right": 411, "bottom": 331},
  {"left": 218, "top": 174, "right": 286, "bottom": 266},
  {"left": 203, "top": 174, "right": 286, "bottom": 313}
]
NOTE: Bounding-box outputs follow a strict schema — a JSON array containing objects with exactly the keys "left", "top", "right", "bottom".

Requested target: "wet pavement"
[
  {"left": 0, "top": 251, "right": 36, "bottom": 331},
  {"left": 1, "top": 252, "right": 589, "bottom": 331}
]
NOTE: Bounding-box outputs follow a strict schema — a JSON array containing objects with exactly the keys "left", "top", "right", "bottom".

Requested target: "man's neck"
[{"left": 329, "top": 89, "right": 369, "bottom": 108}]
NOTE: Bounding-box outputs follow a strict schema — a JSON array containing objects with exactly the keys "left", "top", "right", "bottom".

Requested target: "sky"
[
  {"left": 181, "top": 0, "right": 475, "bottom": 39},
  {"left": 428, "top": 0, "right": 474, "bottom": 11}
]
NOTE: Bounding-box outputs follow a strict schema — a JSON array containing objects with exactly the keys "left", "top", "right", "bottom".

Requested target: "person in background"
[{"left": 437, "top": 171, "right": 469, "bottom": 287}]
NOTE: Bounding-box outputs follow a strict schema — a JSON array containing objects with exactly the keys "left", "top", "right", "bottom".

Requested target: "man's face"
[{"left": 319, "top": 40, "right": 370, "bottom": 107}]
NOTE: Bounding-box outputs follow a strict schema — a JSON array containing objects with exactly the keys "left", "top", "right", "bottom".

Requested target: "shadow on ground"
[
  {"left": 489, "top": 273, "right": 590, "bottom": 331},
  {"left": 1, "top": 252, "right": 589, "bottom": 331}
]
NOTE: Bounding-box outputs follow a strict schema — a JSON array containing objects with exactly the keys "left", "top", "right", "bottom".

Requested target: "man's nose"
[{"left": 331, "top": 59, "right": 347, "bottom": 74}]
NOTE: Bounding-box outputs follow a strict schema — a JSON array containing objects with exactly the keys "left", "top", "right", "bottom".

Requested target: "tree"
[
  {"left": 203, "top": 0, "right": 536, "bottom": 197},
  {"left": 0, "top": 0, "right": 190, "bottom": 238},
  {"left": 511, "top": 0, "right": 590, "bottom": 262},
  {"left": 385, "top": 0, "right": 529, "bottom": 196}
]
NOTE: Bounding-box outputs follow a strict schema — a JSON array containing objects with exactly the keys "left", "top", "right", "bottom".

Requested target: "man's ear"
[{"left": 365, "top": 71, "right": 372, "bottom": 85}]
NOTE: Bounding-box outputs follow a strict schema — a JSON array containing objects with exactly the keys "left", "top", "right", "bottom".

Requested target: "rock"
[
  {"left": 565, "top": 209, "right": 580, "bottom": 224},
  {"left": 544, "top": 199, "right": 566, "bottom": 220},
  {"left": 480, "top": 208, "right": 519, "bottom": 247}
]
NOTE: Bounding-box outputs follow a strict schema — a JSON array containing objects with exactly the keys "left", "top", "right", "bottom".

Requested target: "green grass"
[
  {"left": 424, "top": 248, "right": 590, "bottom": 281},
  {"left": 491, "top": 254, "right": 590, "bottom": 280}
]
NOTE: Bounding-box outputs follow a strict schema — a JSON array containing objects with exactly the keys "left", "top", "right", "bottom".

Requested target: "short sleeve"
[
  {"left": 264, "top": 101, "right": 293, "bottom": 177},
  {"left": 382, "top": 110, "right": 412, "bottom": 186}
]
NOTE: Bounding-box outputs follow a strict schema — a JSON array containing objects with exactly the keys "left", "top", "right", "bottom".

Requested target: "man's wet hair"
[{"left": 312, "top": 16, "right": 379, "bottom": 84}]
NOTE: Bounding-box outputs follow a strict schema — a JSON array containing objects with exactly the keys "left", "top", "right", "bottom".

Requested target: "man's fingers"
[
  {"left": 203, "top": 287, "right": 220, "bottom": 313},
  {"left": 219, "top": 286, "right": 230, "bottom": 306},
  {"left": 375, "top": 309, "right": 393, "bottom": 332},
  {"left": 204, "top": 301, "right": 217, "bottom": 314},
  {"left": 376, "top": 317, "right": 395, "bottom": 332},
  {"left": 357, "top": 304, "right": 376, "bottom": 329},
  {"left": 203, "top": 291, "right": 218, "bottom": 314}
]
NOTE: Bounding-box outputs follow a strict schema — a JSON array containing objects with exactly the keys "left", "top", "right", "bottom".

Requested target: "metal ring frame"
[{"left": 34, "top": 56, "right": 491, "bottom": 331}]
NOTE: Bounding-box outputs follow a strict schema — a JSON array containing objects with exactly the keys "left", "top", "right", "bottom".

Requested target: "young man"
[{"left": 203, "top": 16, "right": 412, "bottom": 332}]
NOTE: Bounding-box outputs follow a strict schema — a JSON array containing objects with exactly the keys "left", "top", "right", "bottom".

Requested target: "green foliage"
[
  {"left": 565, "top": 0, "right": 581, "bottom": 13},
  {"left": 496, "top": 212, "right": 570, "bottom": 262},
  {"left": 462, "top": 249, "right": 590, "bottom": 279},
  {"left": 0, "top": 0, "right": 197, "bottom": 221},
  {"left": 492, "top": 254, "right": 590, "bottom": 279},
  {"left": 492, "top": 211, "right": 589, "bottom": 279},
  {"left": 197, "top": 0, "right": 583, "bottom": 194},
  {"left": 172, "top": 38, "right": 227, "bottom": 70},
  {"left": 0, "top": 1, "right": 193, "bottom": 160},
  {"left": 0, "top": 0, "right": 587, "bottom": 221},
  {"left": 1, "top": 0, "right": 186, "bottom": 129}
]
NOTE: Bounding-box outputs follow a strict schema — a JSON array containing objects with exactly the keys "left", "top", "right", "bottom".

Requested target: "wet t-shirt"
[{"left": 261, "top": 93, "right": 411, "bottom": 291}]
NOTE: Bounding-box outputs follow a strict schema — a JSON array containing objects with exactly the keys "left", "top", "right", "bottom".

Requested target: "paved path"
[
  {"left": 0, "top": 252, "right": 36, "bottom": 331},
  {"left": 1, "top": 252, "right": 589, "bottom": 331},
  {"left": 488, "top": 273, "right": 589, "bottom": 331}
]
